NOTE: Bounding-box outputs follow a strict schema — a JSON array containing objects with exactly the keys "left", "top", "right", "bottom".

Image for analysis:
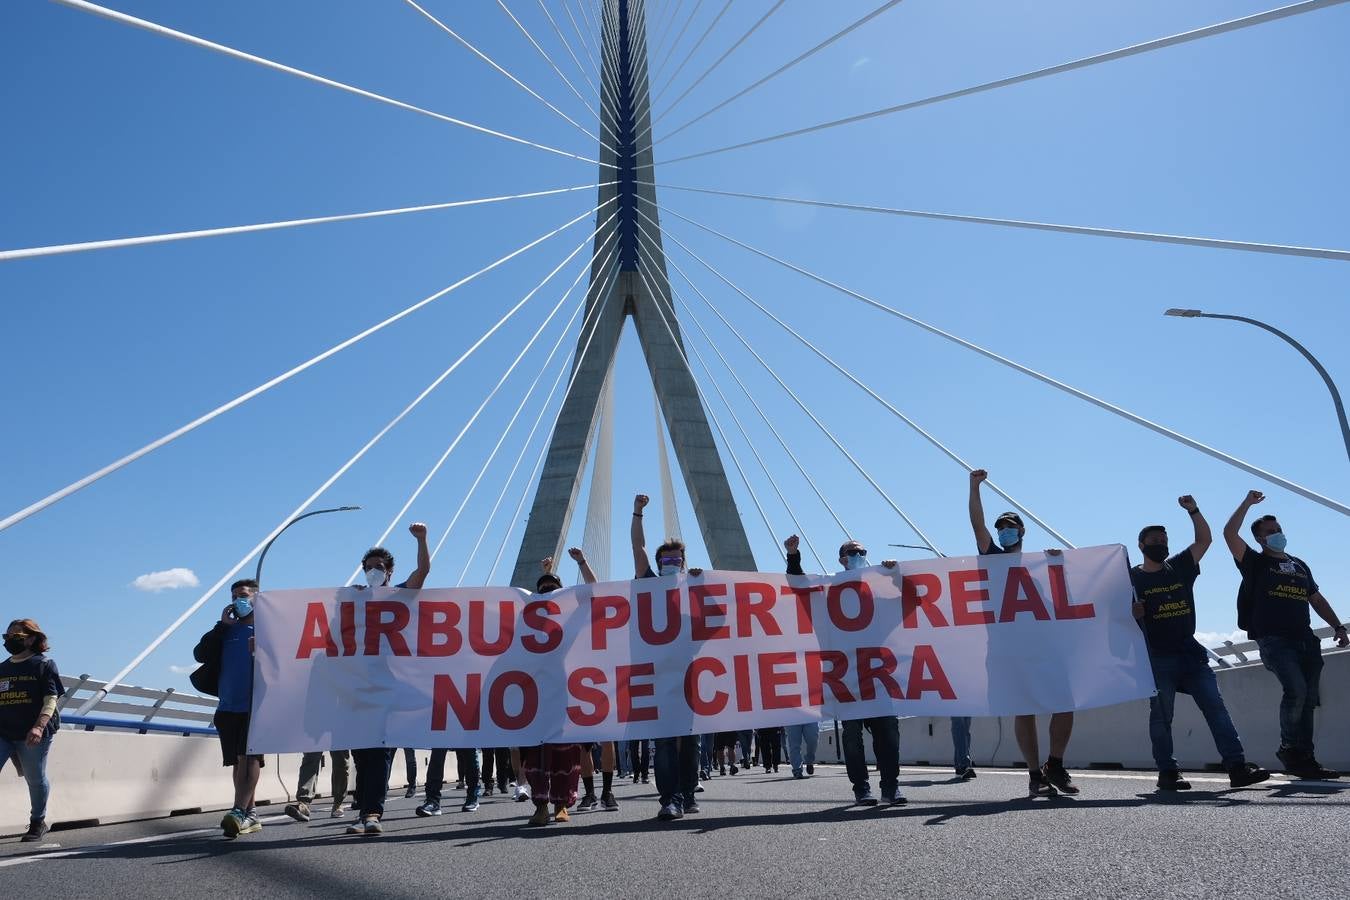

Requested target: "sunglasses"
[{"left": 3, "top": 632, "right": 29, "bottom": 640}]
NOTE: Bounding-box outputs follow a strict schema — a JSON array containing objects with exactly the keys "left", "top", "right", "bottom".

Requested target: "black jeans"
[
  {"left": 1257, "top": 633, "right": 1325, "bottom": 752},
  {"left": 425, "top": 748, "right": 481, "bottom": 803},
  {"left": 628, "top": 739, "right": 650, "bottom": 777},
  {"left": 756, "top": 727, "right": 783, "bottom": 770},
  {"left": 481, "top": 747, "right": 513, "bottom": 790},
  {"left": 352, "top": 748, "right": 394, "bottom": 818}
]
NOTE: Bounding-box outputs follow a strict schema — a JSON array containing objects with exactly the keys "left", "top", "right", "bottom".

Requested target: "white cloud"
[
  {"left": 131, "top": 568, "right": 200, "bottom": 593},
  {"left": 851, "top": 56, "right": 871, "bottom": 71},
  {"left": 168, "top": 664, "right": 196, "bottom": 675},
  {"left": 1195, "top": 629, "right": 1247, "bottom": 648}
]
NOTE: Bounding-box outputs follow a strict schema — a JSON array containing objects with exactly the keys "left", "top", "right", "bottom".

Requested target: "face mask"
[
  {"left": 658, "top": 564, "right": 681, "bottom": 578},
  {"left": 997, "top": 527, "right": 1021, "bottom": 548},
  {"left": 843, "top": 553, "right": 869, "bottom": 571},
  {"left": 1264, "top": 532, "right": 1287, "bottom": 553},
  {"left": 232, "top": 596, "right": 254, "bottom": 618},
  {"left": 1141, "top": 545, "right": 1169, "bottom": 564},
  {"left": 364, "top": 567, "right": 389, "bottom": 588},
  {"left": 3, "top": 637, "right": 26, "bottom": 655}
]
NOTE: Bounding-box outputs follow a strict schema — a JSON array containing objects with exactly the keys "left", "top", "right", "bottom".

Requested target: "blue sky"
[{"left": 2, "top": 0, "right": 1348, "bottom": 690}]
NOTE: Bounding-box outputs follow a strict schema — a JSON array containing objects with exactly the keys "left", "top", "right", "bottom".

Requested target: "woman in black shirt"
[{"left": 1, "top": 618, "right": 65, "bottom": 842}]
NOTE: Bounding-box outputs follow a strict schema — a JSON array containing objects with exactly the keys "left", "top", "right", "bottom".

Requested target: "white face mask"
[
  {"left": 364, "top": 567, "right": 389, "bottom": 588},
  {"left": 658, "top": 564, "right": 680, "bottom": 578},
  {"left": 843, "top": 553, "right": 870, "bottom": 571}
]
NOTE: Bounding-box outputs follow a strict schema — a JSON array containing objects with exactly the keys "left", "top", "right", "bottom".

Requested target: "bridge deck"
[{"left": 3, "top": 764, "right": 1345, "bottom": 898}]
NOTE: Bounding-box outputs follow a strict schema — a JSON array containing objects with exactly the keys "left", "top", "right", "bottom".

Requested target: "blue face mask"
[
  {"left": 232, "top": 596, "right": 254, "bottom": 619},
  {"left": 844, "top": 553, "right": 870, "bottom": 571},
  {"left": 997, "top": 527, "right": 1021, "bottom": 548},
  {"left": 1265, "top": 532, "right": 1287, "bottom": 552}
]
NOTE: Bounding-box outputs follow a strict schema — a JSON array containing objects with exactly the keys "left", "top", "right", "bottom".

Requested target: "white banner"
[{"left": 248, "top": 545, "right": 1152, "bottom": 752}]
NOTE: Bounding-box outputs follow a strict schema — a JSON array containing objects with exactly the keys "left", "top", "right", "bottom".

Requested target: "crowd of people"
[{"left": 3, "top": 476, "right": 1345, "bottom": 842}]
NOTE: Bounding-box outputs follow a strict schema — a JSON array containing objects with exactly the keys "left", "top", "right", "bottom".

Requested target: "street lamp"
[
  {"left": 1164, "top": 308, "right": 1350, "bottom": 464},
  {"left": 254, "top": 506, "right": 361, "bottom": 585},
  {"left": 888, "top": 543, "right": 935, "bottom": 553}
]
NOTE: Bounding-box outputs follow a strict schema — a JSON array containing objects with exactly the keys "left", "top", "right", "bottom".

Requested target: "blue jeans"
[
  {"left": 842, "top": 717, "right": 899, "bottom": 797},
  {"left": 950, "top": 717, "right": 972, "bottom": 771},
  {"left": 653, "top": 736, "right": 699, "bottom": 809},
  {"left": 785, "top": 722, "right": 818, "bottom": 774},
  {"left": 738, "top": 730, "right": 753, "bottom": 762},
  {"left": 1149, "top": 648, "right": 1245, "bottom": 770},
  {"left": 0, "top": 733, "right": 54, "bottom": 822},
  {"left": 1257, "top": 633, "right": 1324, "bottom": 753},
  {"left": 699, "top": 733, "right": 715, "bottom": 772}
]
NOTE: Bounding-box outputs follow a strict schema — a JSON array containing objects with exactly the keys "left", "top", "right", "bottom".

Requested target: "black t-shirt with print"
[
  {"left": 1130, "top": 551, "right": 1202, "bottom": 654},
  {"left": 981, "top": 541, "right": 1011, "bottom": 556},
  {"left": 0, "top": 654, "right": 64, "bottom": 741},
  {"left": 1238, "top": 547, "right": 1318, "bottom": 638}
]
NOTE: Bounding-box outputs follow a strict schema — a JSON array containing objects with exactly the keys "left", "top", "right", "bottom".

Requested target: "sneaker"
[
  {"left": 284, "top": 801, "right": 311, "bottom": 822},
  {"left": 20, "top": 820, "right": 49, "bottom": 843},
  {"left": 657, "top": 802, "right": 682, "bottom": 821},
  {"left": 345, "top": 821, "right": 364, "bottom": 835},
  {"left": 640, "top": 775, "right": 649, "bottom": 784},
  {"left": 882, "top": 789, "right": 907, "bottom": 806},
  {"left": 729, "top": 764, "right": 738, "bottom": 775},
  {"left": 601, "top": 791, "right": 619, "bottom": 811},
  {"left": 528, "top": 806, "right": 550, "bottom": 826},
  {"left": 404, "top": 784, "right": 416, "bottom": 799},
  {"left": 694, "top": 783, "right": 705, "bottom": 793},
  {"left": 683, "top": 800, "right": 701, "bottom": 814},
  {"left": 514, "top": 784, "right": 531, "bottom": 802},
  {"left": 1276, "top": 747, "right": 1334, "bottom": 779},
  {"left": 553, "top": 806, "right": 570, "bottom": 823},
  {"left": 1228, "top": 762, "right": 1271, "bottom": 788},
  {"left": 700, "top": 769, "right": 711, "bottom": 780},
  {"left": 416, "top": 800, "right": 442, "bottom": 817},
  {"left": 221, "top": 808, "right": 246, "bottom": 838},
  {"left": 1042, "top": 762, "right": 1080, "bottom": 795},
  {"left": 238, "top": 813, "right": 263, "bottom": 835},
  {"left": 330, "top": 803, "right": 347, "bottom": 818},
  {"left": 1028, "top": 771, "right": 1059, "bottom": 798},
  {"left": 481, "top": 784, "right": 494, "bottom": 797},
  {"left": 362, "top": 817, "right": 383, "bottom": 835},
  {"left": 718, "top": 765, "right": 726, "bottom": 776},
  {"left": 461, "top": 798, "right": 480, "bottom": 812},
  {"left": 1157, "top": 770, "right": 1191, "bottom": 791},
  {"left": 960, "top": 767, "right": 978, "bottom": 780},
  {"left": 1301, "top": 757, "right": 1341, "bottom": 780},
  {"left": 577, "top": 793, "right": 599, "bottom": 811},
  {"left": 455, "top": 779, "right": 465, "bottom": 790},
  {"left": 632, "top": 775, "right": 640, "bottom": 785},
  {"left": 806, "top": 764, "right": 814, "bottom": 775},
  {"left": 855, "top": 788, "right": 879, "bottom": 807},
  {"left": 793, "top": 770, "right": 804, "bottom": 779}
]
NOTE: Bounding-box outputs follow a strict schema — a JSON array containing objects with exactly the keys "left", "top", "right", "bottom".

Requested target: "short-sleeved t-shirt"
[
  {"left": 0, "top": 654, "right": 64, "bottom": 741},
  {"left": 1130, "top": 551, "right": 1202, "bottom": 654},
  {"left": 981, "top": 541, "right": 1012, "bottom": 556},
  {"left": 1238, "top": 547, "right": 1318, "bottom": 638},
  {"left": 216, "top": 622, "right": 255, "bottom": 714}
]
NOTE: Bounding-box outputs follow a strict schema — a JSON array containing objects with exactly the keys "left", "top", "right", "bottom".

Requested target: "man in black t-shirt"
[
  {"left": 1223, "top": 491, "right": 1348, "bottom": 780},
  {"left": 1, "top": 618, "right": 64, "bottom": 842},
  {"left": 967, "top": 469, "right": 1075, "bottom": 798},
  {"left": 1130, "top": 495, "right": 1268, "bottom": 791}
]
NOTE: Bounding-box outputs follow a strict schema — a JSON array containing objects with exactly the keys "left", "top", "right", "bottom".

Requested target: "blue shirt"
[{"left": 217, "top": 622, "right": 254, "bottom": 713}]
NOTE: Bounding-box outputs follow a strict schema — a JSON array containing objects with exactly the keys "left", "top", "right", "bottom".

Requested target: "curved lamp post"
[{"left": 254, "top": 505, "right": 361, "bottom": 585}]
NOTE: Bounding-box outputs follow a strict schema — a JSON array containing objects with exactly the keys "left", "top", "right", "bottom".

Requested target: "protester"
[
  {"left": 784, "top": 720, "right": 818, "bottom": 780},
  {"left": 285, "top": 750, "right": 350, "bottom": 821},
  {"left": 346, "top": 523, "right": 431, "bottom": 836},
  {"left": 401, "top": 748, "right": 417, "bottom": 799},
  {"left": 1224, "top": 491, "right": 1348, "bottom": 779},
  {"left": 628, "top": 739, "right": 651, "bottom": 784},
  {"left": 193, "top": 580, "right": 264, "bottom": 838},
  {"left": 756, "top": 726, "right": 783, "bottom": 774},
  {"left": 481, "top": 747, "right": 511, "bottom": 797},
  {"left": 950, "top": 717, "right": 975, "bottom": 780},
  {"left": 632, "top": 493, "right": 705, "bottom": 821},
  {"left": 1, "top": 618, "right": 64, "bottom": 842},
  {"left": 1131, "top": 495, "right": 1270, "bottom": 790},
  {"left": 786, "top": 534, "right": 906, "bottom": 805},
  {"left": 967, "top": 469, "right": 1077, "bottom": 797},
  {"left": 714, "top": 732, "right": 740, "bottom": 775},
  {"left": 417, "top": 748, "right": 482, "bottom": 816}
]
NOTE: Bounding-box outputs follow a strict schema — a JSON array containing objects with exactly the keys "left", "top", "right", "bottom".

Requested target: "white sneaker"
[
  {"left": 330, "top": 803, "right": 347, "bottom": 818},
  {"left": 514, "top": 784, "right": 531, "bottom": 802}
]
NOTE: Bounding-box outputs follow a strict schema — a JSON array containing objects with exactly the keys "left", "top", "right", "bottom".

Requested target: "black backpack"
[{"left": 189, "top": 623, "right": 225, "bottom": 697}]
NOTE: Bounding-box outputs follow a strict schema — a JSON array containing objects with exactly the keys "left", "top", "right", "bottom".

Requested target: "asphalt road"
[{"left": 2, "top": 764, "right": 1346, "bottom": 899}]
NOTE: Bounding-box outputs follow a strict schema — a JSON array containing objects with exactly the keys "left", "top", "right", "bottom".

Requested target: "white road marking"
[{"left": 0, "top": 815, "right": 289, "bottom": 868}]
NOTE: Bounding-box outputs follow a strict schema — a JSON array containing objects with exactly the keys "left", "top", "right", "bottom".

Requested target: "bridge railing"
[
  {"left": 56, "top": 673, "right": 218, "bottom": 735},
  {"left": 1205, "top": 625, "right": 1343, "bottom": 669}
]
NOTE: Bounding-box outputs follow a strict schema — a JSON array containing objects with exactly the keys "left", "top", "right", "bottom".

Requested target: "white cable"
[
  {"left": 430, "top": 245, "right": 622, "bottom": 562},
  {"left": 643, "top": 208, "right": 1075, "bottom": 548},
  {"left": 346, "top": 223, "right": 619, "bottom": 584},
  {"left": 537, "top": 0, "right": 601, "bottom": 98},
  {"left": 562, "top": 0, "right": 603, "bottom": 80},
  {"left": 645, "top": 183, "right": 1350, "bottom": 263},
  {"left": 657, "top": 0, "right": 906, "bottom": 146},
  {"left": 650, "top": 0, "right": 703, "bottom": 89},
  {"left": 654, "top": 201, "right": 1350, "bottom": 517},
  {"left": 0, "top": 199, "right": 610, "bottom": 534},
  {"left": 0, "top": 183, "right": 600, "bottom": 263},
  {"left": 401, "top": 0, "right": 612, "bottom": 154},
  {"left": 649, "top": 0, "right": 732, "bottom": 107},
  {"left": 633, "top": 216, "right": 945, "bottom": 553},
  {"left": 51, "top": 0, "right": 609, "bottom": 167},
  {"left": 662, "top": 0, "right": 1350, "bottom": 164},
  {"left": 580, "top": 362, "right": 617, "bottom": 581}
]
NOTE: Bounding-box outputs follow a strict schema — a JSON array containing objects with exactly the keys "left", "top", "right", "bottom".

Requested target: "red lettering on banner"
[
  {"left": 566, "top": 668, "right": 608, "bottom": 726},
  {"left": 364, "top": 601, "right": 411, "bottom": 656},
  {"left": 431, "top": 673, "right": 480, "bottom": 730},
  {"left": 782, "top": 584, "right": 822, "bottom": 634},
  {"left": 735, "top": 582, "right": 783, "bottom": 637},
  {"left": 296, "top": 603, "right": 338, "bottom": 658},
  {"left": 1049, "top": 564, "right": 1095, "bottom": 620},
  {"left": 617, "top": 663, "right": 658, "bottom": 723},
  {"left": 908, "top": 645, "right": 956, "bottom": 699},
  {"left": 521, "top": 600, "right": 562, "bottom": 653},
  {"left": 733, "top": 654, "right": 753, "bottom": 712},
  {"left": 758, "top": 652, "right": 801, "bottom": 710},
  {"left": 339, "top": 601, "right": 357, "bottom": 656},
  {"left": 857, "top": 647, "right": 904, "bottom": 701},
  {"left": 950, "top": 569, "right": 994, "bottom": 626},
  {"left": 685, "top": 657, "right": 728, "bottom": 716},
  {"left": 416, "top": 601, "right": 462, "bottom": 657},
  {"left": 488, "top": 671, "right": 538, "bottom": 730},
  {"left": 999, "top": 568, "right": 1051, "bottom": 622},
  {"left": 469, "top": 600, "right": 515, "bottom": 655},
  {"left": 901, "top": 573, "right": 947, "bottom": 629},
  {"left": 805, "top": 650, "right": 855, "bottom": 704},
  {"left": 827, "top": 581, "right": 874, "bottom": 632},
  {"left": 638, "top": 589, "right": 681, "bottom": 645},
  {"left": 590, "top": 596, "right": 630, "bottom": 650},
  {"left": 690, "top": 584, "right": 731, "bottom": 640}
]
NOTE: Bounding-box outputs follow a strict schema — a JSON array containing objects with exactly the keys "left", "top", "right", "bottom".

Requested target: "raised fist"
[
  {"left": 970, "top": 469, "right": 988, "bottom": 485},
  {"left": 541, "top": 557, "right": 554, "bottom": 573},
  {"left": 688, "top": 567, "right": 703, "bottom": 577},
  {"left": 408, "top": 522, "right": 428, "bottom": 540},
  {"left": 634, "top": 493, "right": 649, "bottom": 512},
  {"left": 1245, "top": 490, "right": 1265, "bottom": 506},
  {"left": 1177, "top": 495, "right": 1198, "bottom": 512},
  {"left": 784, "top": 535, "right": 799, "bottom": 552},
  {"left": 568, "top": 547, "right": 585, "bottom": 562}
]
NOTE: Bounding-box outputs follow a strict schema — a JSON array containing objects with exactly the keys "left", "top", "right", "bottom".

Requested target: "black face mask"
[
  {"left": 1141, "top": 545, "right": 1169, "bottom": 564},
  {"left": 4, "top": 637, "right": 28, "bottom": 655}
]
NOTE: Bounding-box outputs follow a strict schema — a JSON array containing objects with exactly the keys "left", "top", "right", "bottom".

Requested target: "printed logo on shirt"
[{"left": 0, "top": 680, "right": 9, "bottom": 692}]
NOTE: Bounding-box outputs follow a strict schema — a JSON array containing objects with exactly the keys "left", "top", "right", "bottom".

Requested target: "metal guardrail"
[
  {"left": 56, "top": 673, "right": 218, "bottom": 733},
  {"left": 61, "top": 714, "right": 217, "bottom": 737},
  {"left": 1206, "top": 625, "right": 1345, "bottom": 669}
]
